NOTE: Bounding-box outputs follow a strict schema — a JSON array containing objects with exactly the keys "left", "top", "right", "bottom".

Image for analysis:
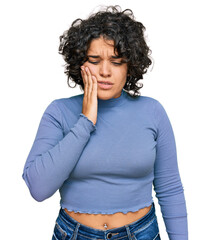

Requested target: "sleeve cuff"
[{"left": 79, "top": 113, "right": 97, "bottom": 132}]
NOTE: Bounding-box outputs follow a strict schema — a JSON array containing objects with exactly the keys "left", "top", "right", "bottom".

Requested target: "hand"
[{"left": 80, "top": 66, "right": 98, "bottom": 125}]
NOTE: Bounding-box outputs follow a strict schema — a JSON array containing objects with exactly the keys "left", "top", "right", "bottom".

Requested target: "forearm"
[
  {"left": 22, "top": 108, "right": 96, "bottom": 201},
  {"left": 155, "top": 181, "right": 188, "bottom": 239},
  {"left": 153, "top": 99, "right": 188, "bottom": 239}
]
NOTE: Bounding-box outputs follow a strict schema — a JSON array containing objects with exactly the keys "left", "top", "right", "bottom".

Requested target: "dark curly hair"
[{"left": 58, "top": 5, "right": 152, "bottom": 98}]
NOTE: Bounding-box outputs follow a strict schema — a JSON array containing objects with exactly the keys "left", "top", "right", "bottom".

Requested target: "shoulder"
[
  {"left": 135, "top": 95, "right": 163, "bottom": 109},
  {"left": 143, "top": 97, "right": 172, "bottom": 128},
  {"left": 138, "top": 95, "right": 158, "bottom": 103},
  {"left": 140, "top": 95, "right": 165, "bottom": 109},
  {"left": 136, "top": 96, "right": 173, "bottom": 133},
  {"left": 41, "top": 94, "right": 83, "bottom": 127},
  {"left": 136, "top": 96, "right": 168, "bottom": 122},
  {"left": 53, "top": 93, "right": 83, "bottom": 106},
  {"left": 49, "top": 93, "right": 83, "bottom": 112},
  {"left": 41, "top": 94, "right": 83, "bottom": 121}
]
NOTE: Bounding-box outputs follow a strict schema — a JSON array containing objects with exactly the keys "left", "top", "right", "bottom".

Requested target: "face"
[{"left": 82, "top": 36, "right": 128, "bottom": 100}]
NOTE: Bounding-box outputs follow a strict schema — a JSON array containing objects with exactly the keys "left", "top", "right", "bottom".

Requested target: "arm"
[
  {"left": 22, "top": 100, "right": 96, "bottom": 202},
  {"left": 153, "top": 100, "right": 188, "bottom": 240}
]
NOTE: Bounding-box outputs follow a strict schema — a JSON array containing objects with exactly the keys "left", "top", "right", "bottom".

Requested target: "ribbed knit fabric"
[{"left": 22, "top": 89, "right": 188, "bottom": 239}]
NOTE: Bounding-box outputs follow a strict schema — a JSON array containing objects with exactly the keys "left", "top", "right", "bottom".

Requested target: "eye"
[
  {"left": 88, "top": 60, "right": 99, "bottom": 65},
  {"left": 112, "top": 62, "right": 122, "bottom": 66},
  {"left": 88, "top": 60, "right": 123, "bottom": 66}
]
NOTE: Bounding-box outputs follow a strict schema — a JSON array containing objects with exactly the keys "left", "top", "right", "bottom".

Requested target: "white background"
[{"left": 1, "top": 0, "right": 209, "bottom": 239}]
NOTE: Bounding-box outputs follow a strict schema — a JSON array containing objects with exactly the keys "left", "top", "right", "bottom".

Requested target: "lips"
[
  {"left": 98, "top": 81, "right": 113, "bottom": 90},
  {"left": 98, "top": 81, "right": 113, "bottom": 85}
]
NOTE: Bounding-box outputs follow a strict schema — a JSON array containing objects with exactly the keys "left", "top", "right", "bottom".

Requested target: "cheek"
[
  {"left": 116, "top": 68, "right": 128, "bottom": 80},
  {"left": 83, "top": 63, "right": 97, "bottom": 76}
]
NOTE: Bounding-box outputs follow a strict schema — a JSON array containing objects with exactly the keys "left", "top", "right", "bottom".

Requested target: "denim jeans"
[{"left": 52, "top": 202, "right": 161, "bottom": 240}]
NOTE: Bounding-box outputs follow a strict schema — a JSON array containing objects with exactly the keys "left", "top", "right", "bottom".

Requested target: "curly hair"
[{"left": 58, "top": 5, "right": 152, "bottom": 98}]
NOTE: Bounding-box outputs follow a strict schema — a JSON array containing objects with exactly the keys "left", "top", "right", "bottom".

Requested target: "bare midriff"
[{"left": 64, "top": 204, "right": 152, "bottom": 230}]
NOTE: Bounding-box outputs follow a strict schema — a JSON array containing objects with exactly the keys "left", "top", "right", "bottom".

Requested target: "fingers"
[
  {"left": 81, "top": 66, "right": 88, "bottom": 98},
  {"left": 92, "top": 75, "right": 97, "bottom": 97},
  {"left": 85, "top": 67, "right": 93, "bottom": 100},
  {"left": 81, "top": 66, "right": 97, "bottom": 98}
]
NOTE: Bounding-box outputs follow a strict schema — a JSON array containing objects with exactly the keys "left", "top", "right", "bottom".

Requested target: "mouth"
[
  {"left": 98, "top": 82, "right": 113, "bottom": 90},
  {"left": 98, "top": 81, "right": 113, "bottom": 85}
]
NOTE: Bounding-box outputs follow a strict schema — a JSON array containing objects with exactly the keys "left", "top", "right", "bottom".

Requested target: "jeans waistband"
[{"left": 58, "top": 202, "right": 155, "bottom": 240}]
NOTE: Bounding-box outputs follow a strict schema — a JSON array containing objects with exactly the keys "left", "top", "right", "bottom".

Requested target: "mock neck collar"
[{"left": 98, "top": 89, "right": 127, "bottom": 108}]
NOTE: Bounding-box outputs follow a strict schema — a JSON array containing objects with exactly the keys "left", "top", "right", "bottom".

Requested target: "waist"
[{"left": 64, "top": 204, "right": 152, "bottom": 230}]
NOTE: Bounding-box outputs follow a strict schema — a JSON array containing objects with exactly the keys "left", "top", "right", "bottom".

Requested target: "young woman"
[{"left": 22, "top": 5, "right": 188, "bottom": 240}]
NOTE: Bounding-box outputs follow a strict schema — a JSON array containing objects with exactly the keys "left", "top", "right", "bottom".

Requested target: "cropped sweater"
[{"left": 22, "top": 89, "right": 188, "bottom": 239}]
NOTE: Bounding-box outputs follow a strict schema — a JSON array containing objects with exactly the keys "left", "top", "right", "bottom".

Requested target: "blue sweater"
[{"left": 22, "top": 89, "right": 188, "bottom": 239}]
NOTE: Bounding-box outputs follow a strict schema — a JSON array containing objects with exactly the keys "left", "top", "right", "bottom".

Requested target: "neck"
[{"left": 97, "top": 90, "right": 127, "bottom": 108}]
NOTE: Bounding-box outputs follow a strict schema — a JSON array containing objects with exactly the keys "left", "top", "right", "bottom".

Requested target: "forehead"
[{"left": 87, "top": 37, "right": 117, "bottom": 56}]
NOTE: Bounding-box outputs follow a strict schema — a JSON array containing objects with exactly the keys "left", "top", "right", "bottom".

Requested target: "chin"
[
  {"left": 97, "top": 91, "right": 114, "bottom": 100},
  {"left": 98, "top": 90, "right": 122, "bottom": 100}
]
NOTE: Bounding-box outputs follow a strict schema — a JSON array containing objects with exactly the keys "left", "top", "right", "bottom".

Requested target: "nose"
[{"left": 99, "top": 61, "right": 111, "bottom": 78}]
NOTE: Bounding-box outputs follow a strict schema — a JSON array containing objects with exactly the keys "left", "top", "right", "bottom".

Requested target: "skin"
[
  {"left": 80, "top": 36, "right": 128, "bottom": 125},
  {"left": 64, "top": 36, "right": 152, "bottom": 230}
]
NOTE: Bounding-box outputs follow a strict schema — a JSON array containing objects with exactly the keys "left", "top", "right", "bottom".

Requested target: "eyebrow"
[{"left": 87, "top": 55, "right": 121, "bottom": 59}]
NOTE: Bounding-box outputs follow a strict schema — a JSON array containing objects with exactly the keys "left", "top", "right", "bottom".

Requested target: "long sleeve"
[
  {"left": 22, "top": 100, "right": 96, "bottom": 202},
  {"left": 153, "top": 100, "right": 188, "bottom": 240}
]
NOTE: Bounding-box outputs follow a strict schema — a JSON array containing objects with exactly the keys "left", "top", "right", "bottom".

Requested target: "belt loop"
[
  {"left": 72, "top": 222, "right": 80, "bottom": 240},
  {"left": 125, "top": 225, "right": 133, "bottom": 240}
]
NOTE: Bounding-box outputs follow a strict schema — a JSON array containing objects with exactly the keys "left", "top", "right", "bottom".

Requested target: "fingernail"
[{"left": 85, "top": 67, "right": 88, "bottom": 72}]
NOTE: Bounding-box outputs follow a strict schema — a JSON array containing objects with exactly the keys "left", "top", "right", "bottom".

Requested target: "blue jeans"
[{"left": 52, "top": 202, "right": 161, "bottom": 240}]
